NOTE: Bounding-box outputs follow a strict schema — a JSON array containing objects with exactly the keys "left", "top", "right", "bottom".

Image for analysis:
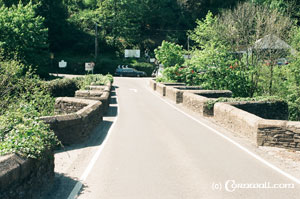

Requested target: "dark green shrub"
[
  {"left": 95, "top": 57, "right": 120, "bottom": 75},
  {"left": 0, "top": 3, "right": 49, "bottom": 76},
  {"left": 78, "top": 74, "right": 113, "bottom": 89},
  {"left": 0, "top": 102, "right": 59, "bottom": 159},
  {"left": 0, "top": 59, "right": 55, "bottom": 116},
  {"left": 205, "top": 96, "right": 284, "bottom": 112},
  {"left": 131, "top": 61, "right": 155, "bottom": 76},
  {"left": 43, "top": 78, "right": 81, "bottom": 97},
  {"left": 50, "top": 53, "right": 120, "bottom": 75}
]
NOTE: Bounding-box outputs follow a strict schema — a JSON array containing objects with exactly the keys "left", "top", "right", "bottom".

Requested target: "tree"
[
  {"left": 188, "top": 11, "right": 223, "bottom": 49},
  {"left": 0, "top": 2, "right": 48, "bottom": 69},
  {"left": 220, "top": 2, "right": 294, "bottom": 95},
  {"left": 154, "top": 41, "right": 185, "bottom": 67},
  {"left": 177, "top": 0, "right": 247, "bottom": 22},
  {"left": 190, "top": 2, "right": 294, "bottom": 96}
]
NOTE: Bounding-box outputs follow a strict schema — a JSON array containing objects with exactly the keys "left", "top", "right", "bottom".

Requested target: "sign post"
[
  {"left": 125, "top": 49, "right": 141, "bottom": 58},
  {"left": 59, "top": 60, "right": 67, "bottom": 68},
  {"left": 58, "top": 60, "right": 67, "bottom": 76},
  {"left": 85, "top": 62, "right": 95, "bottom": 74}
]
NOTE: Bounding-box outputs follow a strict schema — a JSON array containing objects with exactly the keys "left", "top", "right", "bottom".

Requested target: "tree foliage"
[
  {"left": 0, "top": 2, "right": 48, "bottom": 66},
  {"left": 154, "top": 41, "right": 185, "bottom": 68}
]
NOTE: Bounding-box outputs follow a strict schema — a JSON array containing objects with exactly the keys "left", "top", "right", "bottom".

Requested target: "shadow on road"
[
  {"left": 42, "top": 86, "right": 119, "bottom": 198},
  {"left": 55, "top": 86, "right": 118, "bottom": 153},
  {"left": 40, "top": 173, "right": 79, "bottom": 199}
]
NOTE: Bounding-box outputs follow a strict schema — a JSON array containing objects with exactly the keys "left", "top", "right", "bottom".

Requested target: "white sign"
[
  {"left": 183, "top": 55, "right": 192, "bottom": 59},
  {"left": 85, "top": 62, "right": 95, "bottom": 71},
  {"left": 150, "top": 58, "right": 155, "bottom": 63},
  {"left": 125, "top": 49, "right": 140, "bottom": 58},
  {"left": 59, "top": 60, "right": 67, "bottom": 68}
]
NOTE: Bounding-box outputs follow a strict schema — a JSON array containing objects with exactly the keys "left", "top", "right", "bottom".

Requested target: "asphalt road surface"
[{"left": 67, "top": 77, "right": 299, "bottom": 198}]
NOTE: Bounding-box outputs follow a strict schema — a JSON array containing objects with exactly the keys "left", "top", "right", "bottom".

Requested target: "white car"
[{"left": 277, "top": 58, "right": 289, "bottom": 65}]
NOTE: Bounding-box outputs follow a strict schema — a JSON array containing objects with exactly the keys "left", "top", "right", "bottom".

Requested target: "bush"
[
  {"left": 0, "top": 59, "right": 55, "bottom": 116},
  {"left": 161, "top": 65, "right": 202, "bottom": 85},
  {"left": 131, "top": 61, "right": 155, "bottom": 76},
  {"left": 77, "top": 74, "right": 113, "bottom": 89},
  {"left": 50, "top": 53, "right": 120, "bottom": 75},
  {"left": 0, "top": 2, "right": 48, "bottom": 75},
  {"left": 154, "top": 41, "right": 185, "bottom": 67},
  {"left": 43, "top": 78, "right": 81, "bottom": 97},
  {"left": 0, "top": 102, "right": 59, "bottom": 159},
  {"left": 205, "top": 96, "right": 284, "bottom": 111}
]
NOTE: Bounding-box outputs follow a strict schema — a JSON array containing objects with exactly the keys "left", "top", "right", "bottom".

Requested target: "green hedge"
[
  {"left": 205, "top": 96, "right": 285, "bottom": 111},
  {"left": 78, "top": 74, "right": 113, "bottom": 90},
  {"left": 131, "top": 61, "right": 155, "bottom": 76},
  {"left": 0, "top": 103, "right": 59, "bottom": 159},
  {"left": 46, "top": 53, "right": 155, "bottom": 76},
  {"left": 43, "top": 78, "right": 81, "bottom": 97}
]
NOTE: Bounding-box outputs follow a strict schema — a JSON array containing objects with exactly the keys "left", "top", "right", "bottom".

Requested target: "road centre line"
[
  {"left": 146, "top": 85, "right": 300, "bottom": 185},
  {"left": 129, "top": 88, "right": 138, "bottom": 93},
  {"left": 67, "top": 97, "right": 119, "bottom": 199}
]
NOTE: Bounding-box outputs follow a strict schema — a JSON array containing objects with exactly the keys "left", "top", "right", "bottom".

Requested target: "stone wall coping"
[
  {"left": 75, "top": 90, "right": 110, "bottom": 100},
  {"left": 149, "top": 79, "right": 157, "bottom": 90},
  {"left": 226, "top": 100, "right": 281, "bottom": 106},
  {"left": 257, "top": 119, "right": 300, "bottom": 132},
  {"left": 40, "top": 97, "right": 102, "bottom": 121},
  {"left": 181, "top": 89, "right": 232, "bottom": 95},
  {"left": 214, "top": 102, "right": 263, "bottom": 128},
  {"left": 160, "top": 82, "right": 185, "bottom": 86},
  {"left": 86, "top": 82, "right": 111, "bottom": 92},
  {"left": 156, "top": 82, "right": 165, "bottom": 87},
  {"left": 183, "top": 91, "right": 211, "bottom": 102},
  {"left": 0, "top": 154, "right": 31, "bottom": 190},
  {"left": 149, "top": 79, "right": 156, "bottom": 84},
  {"left": 0, "top": 151, "right": 54, "bottom": 198},
  {"left": 192, "top": 90, "right": 232, "bottom": 94},
  {"left": 287, "top": 121, "right": 300, "bottom": 129},
  {"left": 75, "top": 90, "right": 104, "bottom": 97},
  {"left": 257, "top": 119, "right": 287, "bottom": 128}
]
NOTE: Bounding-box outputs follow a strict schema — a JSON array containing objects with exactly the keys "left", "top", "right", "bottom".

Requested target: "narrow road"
[{"left": 74, "top": 77, "right": 299, "bottom": 198}]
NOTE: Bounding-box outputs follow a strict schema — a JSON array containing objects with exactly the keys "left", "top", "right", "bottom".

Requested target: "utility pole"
[
  {"left": 95, "top": 24, "right": 98, "bottom": 62},
  {"left": 187, "top": 35, "right": 190, "bottom": 51}
]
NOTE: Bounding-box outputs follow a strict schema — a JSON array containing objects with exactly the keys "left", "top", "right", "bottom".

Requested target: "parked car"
[
  {"left": 276, "top": 58, "right": 289, "bottom": 65},
  {"left": 115, "top": 68, "right": 147, "bottom": 77}
]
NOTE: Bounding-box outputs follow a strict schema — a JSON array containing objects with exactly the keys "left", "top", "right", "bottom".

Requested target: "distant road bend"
[{"left": 71, "top": 77, "right": 299, "bottom": 199}]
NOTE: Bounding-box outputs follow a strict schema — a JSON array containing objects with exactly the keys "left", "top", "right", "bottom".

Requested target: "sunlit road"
[{"left": 75, "top": 77, "right": 299, "bottom": 199}]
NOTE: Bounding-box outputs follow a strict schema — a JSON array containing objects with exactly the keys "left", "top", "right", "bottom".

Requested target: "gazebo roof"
[
  {"left": 252, "top": 34, "right": 296, "bottom": 55},
  {"left": 254, "top": 34, "right": 291, "bottom": 49}
]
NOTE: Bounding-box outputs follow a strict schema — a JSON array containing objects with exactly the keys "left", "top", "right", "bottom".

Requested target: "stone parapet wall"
[
  {"left": 150, "top": 79, "right": 300, "bottom": 150},
  {"left": 257, "top": 120, "right": 300, "bottom": 150},
  {"left": 182, "top": 90, "right": 232, "bottom": 116},
  {"left": 55, "top": 100, "right": 87, "bottom": 115},
  {"left": 165, "top": 86, "right": 232, "bottom": 104},
  {"left": 165, "top": 86, "right": 203, "bottom": 104},
  {"left": 40, "top": 97, "right": 103, "bottom": 145},
  {"left": 156, "top": 82, "right": 166, "bottom": 96},
  {"left": 233, "top": 101, "right": 288, "bottom": 120},
  {"left": 214, "top": 103, "right": 261, "bottom": 143},
  {"left": 182, "top": 92, "right": 213, "bottom": 116},
  {"left": 165, "top": 86, "right": 182, "bottom": 103},
  {"left": 149, "top": 79, "right": 156, "bottom": 91},
  {"left": 75, "top": 89, "right": 110, "bottom": 113},
  {"left": 153, "top": 81, "right": 185, "bottom": 97},
  {"left": 175, "top": 86, "right": 203, "bottom": 90},
  {"left": 0, "top": 152, "right": 54, "bottom": 199},
  {"left": 214, "top": 101, "right": 300, "bottom": 150},
  {"left": 192, "top": 90, "right": 232, "bottom": 98},
  {"left": 85, "top": 82, "right": 111, "bottom": 92},
  {"left": 161, "top": 82, "right": 186, "bottom": 86}
]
